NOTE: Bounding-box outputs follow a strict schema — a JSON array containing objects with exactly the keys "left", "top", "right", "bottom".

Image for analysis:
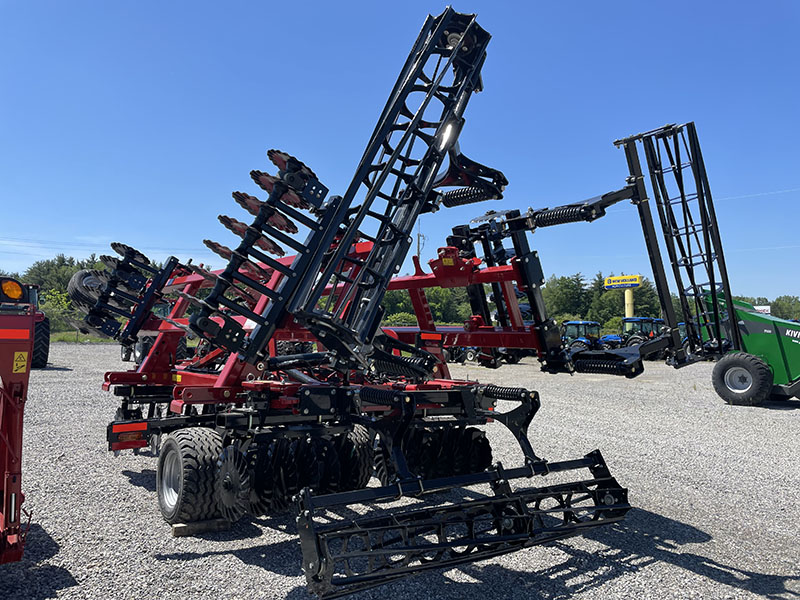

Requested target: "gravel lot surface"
[{"left": 2, "top": 343, "right": 799, "bottom": 599}]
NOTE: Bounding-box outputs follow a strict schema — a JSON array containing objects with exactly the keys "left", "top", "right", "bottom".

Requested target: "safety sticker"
[{"left": 12, "top": 351, "right": 28, "bottom": 373}]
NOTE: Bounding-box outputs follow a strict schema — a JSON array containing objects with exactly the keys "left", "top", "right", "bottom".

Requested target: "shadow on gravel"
[
  {"left": 38, "top": 365, "right": 72, "bottom": 372},
  {"left": 151, "top": 506, "right": 800, "bottom": 600},
  {"left": 281, "top": 507, "right": 800, "bottom": 600},
  {"left": 0, "top": 524, "right": 78, "bottom": 599},
  {"left": 576, "top": 508, "right": 800, "bottom": 600},
  {"left": 121, "top": 469, "right": 156, "bottom": 492},
  {"left": 154, "top": 537, "right": 302, "bottom": 576},
  {"left": 760, "top": 398, "right": 800, "bottom": 411}
]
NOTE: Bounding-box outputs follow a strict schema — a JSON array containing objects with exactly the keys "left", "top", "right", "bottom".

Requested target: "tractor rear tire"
[
  {"left": 31, "top": 316, "right": 50, "bottom": 368},
  {"left": 176, "top": 336, "right": 189, "bottom": 360},
  {"left": 625, "top": 335, "right": 646, "bottom": 347},
  {"left": 712, "top": 352, "right": 773, "bottom": 406},
  {"left": 569, "top": 341, "right": 589, "bottom": 353},
  {"left": 157, "top": 427, "right": 222, "bottom": 524}
]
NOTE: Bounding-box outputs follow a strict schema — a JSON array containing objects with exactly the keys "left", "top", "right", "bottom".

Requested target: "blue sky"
[{"left": 1, "top": 1, "right": 798, "bottom": 299}]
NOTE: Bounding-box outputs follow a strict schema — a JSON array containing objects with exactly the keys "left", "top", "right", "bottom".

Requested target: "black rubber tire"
[
  {"left": 156, "top": 428, "right": 222, "bottom": 524},
  {"left": 712, "top": 352, "right": 773, "bottom": 407},
  {"left": 374, "top": 441, "right": 394, "bottom": 486},
  {"left": 176, "top": 336, "right": 189, "bottom": 360},
  {"left": 133, "top": 336, "right": 155, "bottom": 365},
  {"left": 68, "top": 269, "right": 115, "bottom": 313},
  {"left": 336, "top": 425, "right": 374, "bottom": 491},
  {"left": 464, "top": 349, "right": 477, "bottom": 362},
  {"left": 31, "top": 316, "right": 50, "bottom": 368},
  {"left": 569, "top": 340, "right": 589, "bottom": 353},
  {"left": 626, "top": 335, "right": 646, "bottom": 348}
]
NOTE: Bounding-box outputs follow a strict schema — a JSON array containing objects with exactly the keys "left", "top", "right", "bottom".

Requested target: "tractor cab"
[
  {"left": 651, "top": 318, "right": 665, "bottom": 336},
  {"left": 561, "top": 320, "right": 601, "bottom": 351},
  {"left": 622, "top": 317, "right": 655, "bottom": 340}
]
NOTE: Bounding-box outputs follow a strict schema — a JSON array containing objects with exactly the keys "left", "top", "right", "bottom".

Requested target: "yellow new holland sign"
[{"left": 604, "top": 275, "right": 642, "bottom": 289}]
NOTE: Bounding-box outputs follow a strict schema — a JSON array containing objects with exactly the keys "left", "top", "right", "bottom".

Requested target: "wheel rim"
[
  {"left": 724, "top": 366, "right": 753, "bottom": 393},
  {"left": 160, "top": 448, "right": 181, "bottom": 510}
]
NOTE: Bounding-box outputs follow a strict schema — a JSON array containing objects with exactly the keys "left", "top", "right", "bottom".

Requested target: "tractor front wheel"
[
  {"left": 157, "top": 428, "right": 222, "bottom": 524},
  {"left": 712, "top": 352, "right": 773, "bottom": 406}
]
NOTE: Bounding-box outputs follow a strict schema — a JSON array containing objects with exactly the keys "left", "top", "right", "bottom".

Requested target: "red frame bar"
[{"left": 0, "top": 307, "right": 35, "bottom": 563}]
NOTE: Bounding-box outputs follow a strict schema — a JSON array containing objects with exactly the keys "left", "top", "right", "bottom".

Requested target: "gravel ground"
[{"left": 2, "top": 343, "right": 799, "bottom": 600}]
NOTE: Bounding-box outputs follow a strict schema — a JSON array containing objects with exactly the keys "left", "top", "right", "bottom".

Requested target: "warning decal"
[{"left": 13, "top": 351, "right": 28, "bottom": 373}]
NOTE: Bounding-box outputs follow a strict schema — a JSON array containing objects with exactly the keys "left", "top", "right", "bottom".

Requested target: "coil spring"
[
  {"left": 573, "top": 359, "right": 630, "bottom": 375},
  {"left": 373, "top": 355, "right": 431, "bottom": 378},
  {"left": 441, "top": 186, "right": 495, "bottom": 207},
  {"left": 483, "top": 384, "right": 531, "bottom": 400},
  {"left": 534, "top": 205, "right": 586, "bottom": 228},
  {"left": 359, "top": 386, "right": 401, "bottom": 406}
]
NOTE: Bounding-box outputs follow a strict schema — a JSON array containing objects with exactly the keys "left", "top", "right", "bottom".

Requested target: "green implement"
[{"left": 617, "top": 123, "right": 799, "bottom": 406}]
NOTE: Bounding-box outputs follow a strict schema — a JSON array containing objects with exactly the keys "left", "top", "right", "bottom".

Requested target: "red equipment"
[
  {"left": 384, "top": 193, "right": 648, "bottom": 375},
  {"left": 0, "top": 276, "right": 35, "bottom": 564},
  {"left": 69, "top": 10, "right": 632, "bottom": 597}
]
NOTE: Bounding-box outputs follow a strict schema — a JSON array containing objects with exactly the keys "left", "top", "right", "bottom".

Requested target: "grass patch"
[
  {"left": 52, "top": 331, "right": 112, "bottom": 343},
  {"left": 52, "top": 331, "right": 201, "bottom": 346}
]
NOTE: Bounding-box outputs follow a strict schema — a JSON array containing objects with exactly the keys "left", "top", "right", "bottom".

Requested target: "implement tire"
[
  {"left": 712, "top": 352, "right": 773, "bottom": 406},
  {"left": 157, "top": 428, "right": 222, "bottom": 524},
  {"left": 336, "top": 425, "right": 374, "bottom": 491},
  {"left": 32, "top": 316, "right": 50, "bottom": 368}
]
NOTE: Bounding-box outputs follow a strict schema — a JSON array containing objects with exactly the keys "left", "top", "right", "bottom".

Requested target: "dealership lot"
[{"left": 1, "top": 343, "right": 799, "bottom": 600}]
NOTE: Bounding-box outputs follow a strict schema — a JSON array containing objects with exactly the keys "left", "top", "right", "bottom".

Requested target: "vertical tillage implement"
[{"left": 70, "top": 9, "right": 630, "bottom": 597}]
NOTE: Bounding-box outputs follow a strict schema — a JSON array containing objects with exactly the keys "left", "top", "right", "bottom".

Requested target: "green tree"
[
  {"left": 771, "top": 295, "right": 800, "bottom": 320},
  {"left": 587, "top": 289, "right": 623, "bottom": 324},
  {"left": 551, "top": 313, "right": 581, "bottom": 327},
  {"left": 383, "top": 290, "right": 413, "bottom": 316},
  {"left": 426, "top": 287, "right": 466, "bottom": 323},
  {"left": 632, "top": 277, "right": 661, "bottom": 318},
  {"left": 602, "top": 316, "right": 623, "bottom": 335},
  {"left": 542, "top": 273, "right": 587, "bottom": 317},
  {"left": 22, "top": 254, "right": 102, "bottom": 295},
  {"left": 383, "top": 311, "right": 417, "bottom": 326},
  {"left": 39, "top": 289, "right": 80, "bottom": 332},
  {"left": 733, "top": 295, "right": 770, "bottom": 307}
]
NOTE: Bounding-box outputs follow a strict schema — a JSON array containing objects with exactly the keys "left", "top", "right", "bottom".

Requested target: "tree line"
[{"left": 3, "top": 254, "right": 799, "bottom": 333}]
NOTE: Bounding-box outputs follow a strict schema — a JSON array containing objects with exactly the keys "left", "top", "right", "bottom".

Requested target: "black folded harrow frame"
[{"left": 72, "top": 10, "right": 630, "bottom": 597}]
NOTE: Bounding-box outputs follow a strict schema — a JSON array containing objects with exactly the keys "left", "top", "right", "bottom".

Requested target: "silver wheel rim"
[
  {"left": 724, "top": 366, "right": 753, "bottom": 393},
  {"left": 160, "top": 448, "right": 181, "bottom": 510}
]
